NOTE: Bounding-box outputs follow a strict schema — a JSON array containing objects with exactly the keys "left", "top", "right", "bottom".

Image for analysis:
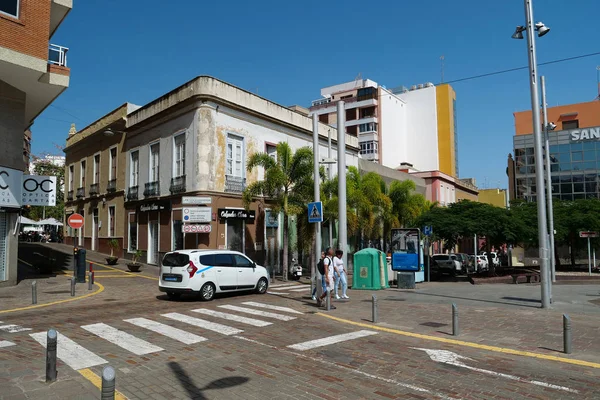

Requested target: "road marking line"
[
  {"left": 241, "top": 301, "right": 303, "bottom": 314},
  {"left": 0, "top": 324, "right": 32, "bottom": 333},
  {"left": 288, "top": 330, "right": 378, "bottom": 351},
  {"left": 162, "top": 312, "right": 243, "bottom": 335},
  {"left": 218, "top": 305, "right": 296, "bottom": 321},
  {"left": 93, "top": 275, "right": 137, "bottom": 278},
  {"left": 87, "top": 260, "right": 159, "bottom": 281},
  {"left": 30, "top": 331, "right": 107, "bottom": 370},
  {"left": 79, "top": 368, "right": 128, "bottom": 400},
  {"left": 81, "top": 323, "right": 163, "bottom": 355},
  {"left": 269, "top": 283, "right": 301, "bottom": 288},
  {"left": 0, "top": 340, "right": 15, "bottom": 348},
  {"left": 191, "top": 309, "right": 272, "bottom": 327},
  {"left": 287, "top": 287, "right": 310, "bottom": 292},
  {"left": 267, "top": 291, "right": 289, "bottom": 295},
  {"left": 318, "top": 313, "right": 600, "bottom": 370},
  {"left": 124, "top": 317, "right": 207, "bottom": 345},
  {"left": 268, "top": 286, "right": 301, "bottom": 291},
  {"left": 0, "top": 282, "right": 105, "bottom": 315}
]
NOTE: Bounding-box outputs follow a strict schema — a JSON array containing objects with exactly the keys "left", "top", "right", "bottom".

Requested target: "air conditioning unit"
[
  {"left": 425, "top": 82, "right": 434, "bottom": 87},
  {"left": 411, "top": 85, "right": 417, "bottom": 90},
  {"left": 417, "top": 84, "right": 424, "bottom": 89}
]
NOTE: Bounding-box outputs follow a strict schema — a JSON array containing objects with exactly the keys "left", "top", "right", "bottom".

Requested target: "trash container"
[
  {"left": 352, "top": 248, "right": 389, "bottom": 290},
  {"left": 74, "top": 248, "right": 87, "bottom": 283},
  {"left": 397, "top": 272, "right": 416, "bottom": 289}
]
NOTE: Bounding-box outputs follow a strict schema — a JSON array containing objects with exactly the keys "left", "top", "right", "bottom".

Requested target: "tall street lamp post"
[{"left": 512, "top": 0, "right": 551, "bottom": 308}]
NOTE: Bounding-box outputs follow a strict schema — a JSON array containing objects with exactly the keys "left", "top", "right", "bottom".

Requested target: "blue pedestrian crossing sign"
[
  {"left": 308, "top": 201, "right": 323, "bottom": 223},
  {"left": 423, "top": 225, "right": 433, "bottom": 236}
]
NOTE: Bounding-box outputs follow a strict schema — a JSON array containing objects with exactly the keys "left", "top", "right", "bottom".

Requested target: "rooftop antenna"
[
  {"left": 440, "top": 55, "right": 445, "bottom": 84},
  {"left": 354, "top": 72, "right": 362, "bottom": 87}
]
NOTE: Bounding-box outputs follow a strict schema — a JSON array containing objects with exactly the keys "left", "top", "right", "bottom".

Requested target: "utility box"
[
  {"left": 397, "top": 272, "right": 416, "bottom": 289},
  {"left": 74, "top": 248, "right": 87, "bottom": 283},
  {"left": 352, "top": 248, "right": 389, "bottom": 290}
]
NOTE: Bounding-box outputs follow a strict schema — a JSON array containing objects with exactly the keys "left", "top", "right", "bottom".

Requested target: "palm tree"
[{"left": 243, "top": 142, "right": 314, "bottom": 281}]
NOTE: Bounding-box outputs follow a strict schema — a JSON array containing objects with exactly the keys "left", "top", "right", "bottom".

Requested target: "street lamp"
[{"left": 512, "top": 0, "right": 551, "bottom": 308}]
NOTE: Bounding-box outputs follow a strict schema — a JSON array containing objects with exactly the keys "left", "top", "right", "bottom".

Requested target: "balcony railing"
[
  {"left": 170, "top": 175, "right": 186, "bottom": 194},
  {"left": 127, "top": 186, "right": 139, "bottom": 201},
  {"left": 89, "top": 183, "right": 99, "bottom": 196},
  {"left": 144, "top": 181, "right": 160, "bottom": 197},
  {"left": 76, "top": 187, "right": 85, "bottom": 198},
  {"left": 107, "top": 179, "right": 117, "bottom": 193},
  {"left": 67, "top": 190, "right": 73, "bottom": 201},
  {"left": 48, "top": 44, "right": 68, "bottom": 67},
  {"left": 225, "top": 175, "right": 246, "bottom": 193}
]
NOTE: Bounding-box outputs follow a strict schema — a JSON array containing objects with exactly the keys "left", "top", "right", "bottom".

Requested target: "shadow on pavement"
[
  {"left": 403, "top": 291, "right": 541, "bottom": 309},
  {"left": 168, "top": 361, "right": 249, "bottom": 399},
  {"left": 538, "top": 346, "right": 563, "bottom": 354},
  {"left": 17, "top": 243, "right": 72, "bottom": 283},
  {"left": 501, "top": 296, "right": 541, "bottom": 304}
]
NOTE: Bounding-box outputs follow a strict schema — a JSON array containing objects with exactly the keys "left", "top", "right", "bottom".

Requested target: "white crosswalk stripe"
[
  {"left": 81, "top": 323, "right": 164, "bottom": 355},
  {"left": 287, "top": 330, "right": 378, "bottom": 351},
  {"left": 218, "top": 305, "right": 296, "bottom": 321},
  {"left": 269, "top": 283, "right": 301, "bottom": 288},
  {"left": 268, "top": 286, "right": 301, "bottom": 291},
  {"left": 191, "top": 309, "right": 272, "bottom": 327},
  {"left": 124, "top": 318, "right": 207, "bottom": 345},
  {"left": 241, "top": 301, "right": 303, "bottom": 315},
  {"left": 0, "top": 340, "right": 16, "bottom": 348},
  {"left": 0, "top": 324, "right": 32, "bottom": 333},
  {"left": 162, "top": 312, "right": 243, "bottom": 335},
  {"left": 30, "top": 331, "right": 107, "bottom": 370},
  {"left": 287, "top": 287, "right": 310, "bottom": 292}
]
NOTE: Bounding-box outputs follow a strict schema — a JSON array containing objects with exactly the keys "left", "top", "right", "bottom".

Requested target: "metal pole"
[
  {"left": 524, "top": 0, "right": 550, "bottom": 308},
  {"left": 46, "top": 329, "right": 57, "bottom": 382},
  {"left": 372, "top": 294, "right": 378, "bottom": 323},
  {"left": 326, "top": 290, "right": 331, "bottom": 311},
  {"left": 70, "top": 276, "right": 75, "bottom": 296},
  {"left": 452, "top": 303, "right": 459, "bottom": 336},
  {"left": 88, "top": 272, "right": 93, "bottom": 290},
  {"left": 426, "top": 237, "right": 430, "bottom": 282},
  {"left": 327, "top": 129, "right": 333, "bottom": 248},
  {"left": 541, "top": 76, "right": 556, "bottom": 285},
  {"left": 337, "top": 101, "right": 347, "bottom": 269},
  {"left": 563, "top": 314, "right": 572, "bottom": 354},
  {"left": 588, "top": 237, "right": 592, "bottom": 276},
  {"left": 32, "top": 280, "right": 37, "bottom": 304},
  {"left": 474, "top": 234, "right": 478, "bottom": 272},
  {"left": 312, "top": 113, "right": 322, "bottom": 298},
  {"left": 594, "top": 247, "right": 596, "bottom": 272},
  {"left": 101, "top": 365, "right": 116, "bottom": 400}
]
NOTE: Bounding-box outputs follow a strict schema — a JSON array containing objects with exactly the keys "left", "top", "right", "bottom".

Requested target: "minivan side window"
[
  {"left": 213, "top": 254, "right": 234, "bottom": 267},
  {"left": 199, "top": 254, "right": 215, "bottom": 265},
  {"left": 234, "top": 255, "right": 253, "bottom": 268}
]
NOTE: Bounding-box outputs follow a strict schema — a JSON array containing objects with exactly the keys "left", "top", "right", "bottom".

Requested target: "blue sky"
[{"left": 38, "top": 0, "right": 600, "bottom": 189}]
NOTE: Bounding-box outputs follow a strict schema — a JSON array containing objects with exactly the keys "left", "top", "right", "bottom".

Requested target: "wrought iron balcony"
[
  {"left": 67, "top": 190, "right": 73, "bottom": 201},
  {"left": 170, "top": 175, "right": 186, "bottom": 194},
  {"left": 89, "top": 183, "right": 99, "bottom": 196},
  {"left": 144, "top": 181, "right": 160, "bottom": 197},
  {"left": 107, "top": 179, "right": 117, "bottom": 193},
  {"left": 127, "top": 186, "right": 139, "bottom": 201},
  {"left": 76, "top": 187, "right": 85, "bottom": 198},
  {"left": 225, "top": 175, "right": 246, "bottom": 194}
]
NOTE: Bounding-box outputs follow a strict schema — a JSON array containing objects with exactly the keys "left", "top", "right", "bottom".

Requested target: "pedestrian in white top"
[
  {"left": 317, "top": 247, "right": 336, "bottom": 309},
  {"left": 333, "top": 249, "right": 349, "bottom": 299}
]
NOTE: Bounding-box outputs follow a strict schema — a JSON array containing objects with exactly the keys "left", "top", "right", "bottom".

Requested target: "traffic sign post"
[
  {"left": 68, "top": 213, "right": 84, "bottom": 278},
  {"left": 579, "top": 231, "right": 598, "bottom": 276},
  {"left": 308, "top": 201, "right": 323, "bottom": 223}
]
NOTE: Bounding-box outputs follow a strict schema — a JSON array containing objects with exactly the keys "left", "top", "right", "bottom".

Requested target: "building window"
[
  {"left": 109, "top": 147, "right": 117, "bottom": 180},
  {"left": 93, "top": 154, "right": 100, "bottom": 184},
  {"left": 80, "top": 160, "right": 86, "bottom": 188},
  {"left": 108, "top": 206, "right": 115, "bottom": 237},
  {"left": 359, "top": 122, "right": 378, "bottom": 133},
  {"left": 68, "top": 165, "right": 74, "bottom": 191},
  {"left": 150, "top": 142, "right": 160, "bottom": 182},
  {"left": 173, "top": 220, "right": 183, "bottom": 250},
  {"left": 319, "top": 114, "right": 329, "bottom": 124},
  {"left": 129, "top": 150, "right": 139, "bottom": 187},
  {"left": 360, "top": 107, "right": 376, "bottom": 119},
  {"left": 359, "top": 141, "right": 378, "bottom": 155},
  {"left": 0, "top": 0, "right": 19, "bottom": 18},
  {"left": 562, "top": 120, "right": 579, "bottom": 130},
  {"left": 128, "top": 213, "right": 137, "bottom": 252},
  {"left": 173, "top": 134, "right": 186, "bottom": 177},
  {"left": 226, "top": 135, "right": 244, "bottom": 177},
  {"left": 266, "top": 144, "right": 277, "bottom": 160}
]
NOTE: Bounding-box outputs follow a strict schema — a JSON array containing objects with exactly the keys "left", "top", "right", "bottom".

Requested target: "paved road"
[{"left": 1, "top": 244, "right": 600, "bottom": 399}]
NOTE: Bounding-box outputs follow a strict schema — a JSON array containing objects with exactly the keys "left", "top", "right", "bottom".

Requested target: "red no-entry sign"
[{"left": 68, "top": 213, "right": 84, "bottom": 229}]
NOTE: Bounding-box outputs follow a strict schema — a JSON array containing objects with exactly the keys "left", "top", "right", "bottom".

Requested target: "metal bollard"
[
  {"left": 101, "top": 366, "right": 116, "bottom": 400},
  {"left": 89, "top": 262, "right": 94, "bottom": 283},
  {"left": 372, "top": 294, "right": 378, "bottom": 323},
  {"left": 452, "top": 303, "right": 459, "bottom": 336},
  {"left": 70, "top": 276, "right": 75, "bottom": 297},
  {"left": 563, "top": 314, "right": 572, "bottom": 354},
  {"left": 46, "top": 329, "right": 57, "bottom": 382},
  {"left": 32, "top": 281, "right": 37, "bottom": 304},
  {"left": 326, "top": 290, "right": 331, "bottom": 311},
  {"left": 88, "top": 272, "right": 93, "bottom": 290}
]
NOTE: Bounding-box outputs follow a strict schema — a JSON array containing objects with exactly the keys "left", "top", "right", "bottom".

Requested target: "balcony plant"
[
  {"left": 106, "top": 239, "right": 120, "bottom": 265},
  {"left": 127, "top": 249, "right": 143, "bottom": 272}
]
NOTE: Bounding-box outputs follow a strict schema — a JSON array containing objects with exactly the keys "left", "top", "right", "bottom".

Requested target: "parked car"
[
  {"left": 432, "top": 254, "right": 462, "bottom": 275},
  {"left": 482, "top": 251, "right": 501, "bottom": 267},
  {"left": 159, "top": 250, "right": 270, "bottom": 301},
  {"left": 474, "top": 255, "right": 489, "bottom": 272},
  {"left": 455, "top": 253, "right": 474, "bottom": 274}
]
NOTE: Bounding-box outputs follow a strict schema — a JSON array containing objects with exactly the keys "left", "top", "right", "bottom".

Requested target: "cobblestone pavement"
[{"left": 2, "top": 245, "right": 600, "bottom": 399}]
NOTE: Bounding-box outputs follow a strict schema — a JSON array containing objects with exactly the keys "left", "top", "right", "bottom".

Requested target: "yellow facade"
[
  {"left": 436, "top": 84, "right": 457, "bottom": 177},
  {"left": 478, "top": 189, "right": 507, "bottom": 208}
]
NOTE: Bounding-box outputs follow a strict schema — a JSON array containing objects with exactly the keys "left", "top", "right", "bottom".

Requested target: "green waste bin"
[{"left": 352, "top": 248, "right": 389, "bottom": 290}]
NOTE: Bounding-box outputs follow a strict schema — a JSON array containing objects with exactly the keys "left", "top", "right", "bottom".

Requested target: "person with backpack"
[
  {"left": 312, "top": 251, "right": 325, "bottom": 300},
  {"left": 317, "top": 247, "right": 335, "bottom": 309}
]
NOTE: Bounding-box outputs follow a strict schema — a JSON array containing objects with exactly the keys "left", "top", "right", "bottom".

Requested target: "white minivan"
[{"left": 159, "top": 250, "right": 270, "bottom": 301}]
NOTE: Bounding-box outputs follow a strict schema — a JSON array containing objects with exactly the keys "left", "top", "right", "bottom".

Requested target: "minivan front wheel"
[
  {"left": 200, "top": 282, "right": 216, "bottom": 301},
  {"left": 255, "top": 278, "right": 268, "bottom": 294}
]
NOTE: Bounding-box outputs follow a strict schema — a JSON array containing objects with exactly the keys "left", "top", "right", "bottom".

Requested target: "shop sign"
[
  {"left": 0, "top": 167, "right": 23, "bottom": 208},
  {"left": 182, "top": 224, "right": 211, "bottom": 233},
  {"left": 182, "top": 196, "right": 212, "bottom": 205},
  {"left": 22, "top": 175, "right": 56, "bottom": 206},
  {"left": 570, "top": 127, "right": 600, "bottom": 142},
  {"left": 218, "top": 208, "right": 255, "bottom": 221},
  {"left": 137, "top": 200, "right": 171, "bottom": 213},
  {"left": 265, "top": 210, "right": 278, "bottom": 228},
  {"left": 183, "top": 207, "right": 212, "bottom": 223}
]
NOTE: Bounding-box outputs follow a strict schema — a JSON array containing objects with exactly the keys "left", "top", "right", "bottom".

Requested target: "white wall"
[
  {"left": 397, "top": 86, "right": 440, "bottom": 171},
  {"left": 379, "top": 90, "right": 407, "bottom": 168}
]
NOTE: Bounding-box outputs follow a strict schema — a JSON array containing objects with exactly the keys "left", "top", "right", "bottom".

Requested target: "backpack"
[{"left": 317, "top": 257, "right": 330, "bottom": 275}]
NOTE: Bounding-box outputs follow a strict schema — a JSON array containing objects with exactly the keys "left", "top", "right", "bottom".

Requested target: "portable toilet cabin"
[{"left": 352, "top": 248, "right": 389, "bottom": 290}]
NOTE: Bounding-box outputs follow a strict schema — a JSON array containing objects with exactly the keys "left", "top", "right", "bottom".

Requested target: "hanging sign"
[{"left": 182, "top": 224, "right": 211, "bottom": 233}]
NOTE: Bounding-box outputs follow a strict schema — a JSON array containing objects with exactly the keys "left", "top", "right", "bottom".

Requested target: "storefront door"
[
  {"left": 226, "top": 219, "right": 244, "bottom": 253},
  {"left": 92, "top": 208, "right": 98, "bottom": 251},
  {"left": 148, "top": 221, "right": 159, "bottom": 265}
]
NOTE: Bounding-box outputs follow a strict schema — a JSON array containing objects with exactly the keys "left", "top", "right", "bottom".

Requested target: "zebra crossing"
[
  {"left": 267, "top": 282, "right": 310, "bottom": 295},
  {"left": 1, "top": 301, "right": 376, "bottom": 375}
]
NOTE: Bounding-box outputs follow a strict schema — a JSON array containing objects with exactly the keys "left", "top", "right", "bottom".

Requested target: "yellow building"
[
  {"left": 478, "top": 188, "right": 508, "bottom": 208},
  {"left": 436, "top": 84, "right": 458, "bottom": 177}
]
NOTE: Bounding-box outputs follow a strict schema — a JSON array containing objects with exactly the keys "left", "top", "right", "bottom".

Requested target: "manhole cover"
[
  {"left": 43, "top": 290, "right": 70, "bottom": 294},
  {"left": 420, "top": 322, "right": 448, "bottom": 328}
]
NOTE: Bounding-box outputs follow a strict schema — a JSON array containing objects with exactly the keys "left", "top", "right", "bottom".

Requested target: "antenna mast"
[{"left": 440, "top": 55, "right": 445, "bottom": 83}]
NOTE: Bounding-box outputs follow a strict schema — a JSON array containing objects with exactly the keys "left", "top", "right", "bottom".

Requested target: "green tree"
[
  {"left": 243, "top": 142, "right": 314, "bottom": 281},
  {"left": 24, "top": 157, "right": 65, "bottom": 221},
  {"left": 553, "top": 199, "right": 600, "bottom": 267}
]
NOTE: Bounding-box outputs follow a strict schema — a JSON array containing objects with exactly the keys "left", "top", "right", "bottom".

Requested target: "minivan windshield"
[{"left": 162, "top": 253, "right": 190, "bottom": 267}]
